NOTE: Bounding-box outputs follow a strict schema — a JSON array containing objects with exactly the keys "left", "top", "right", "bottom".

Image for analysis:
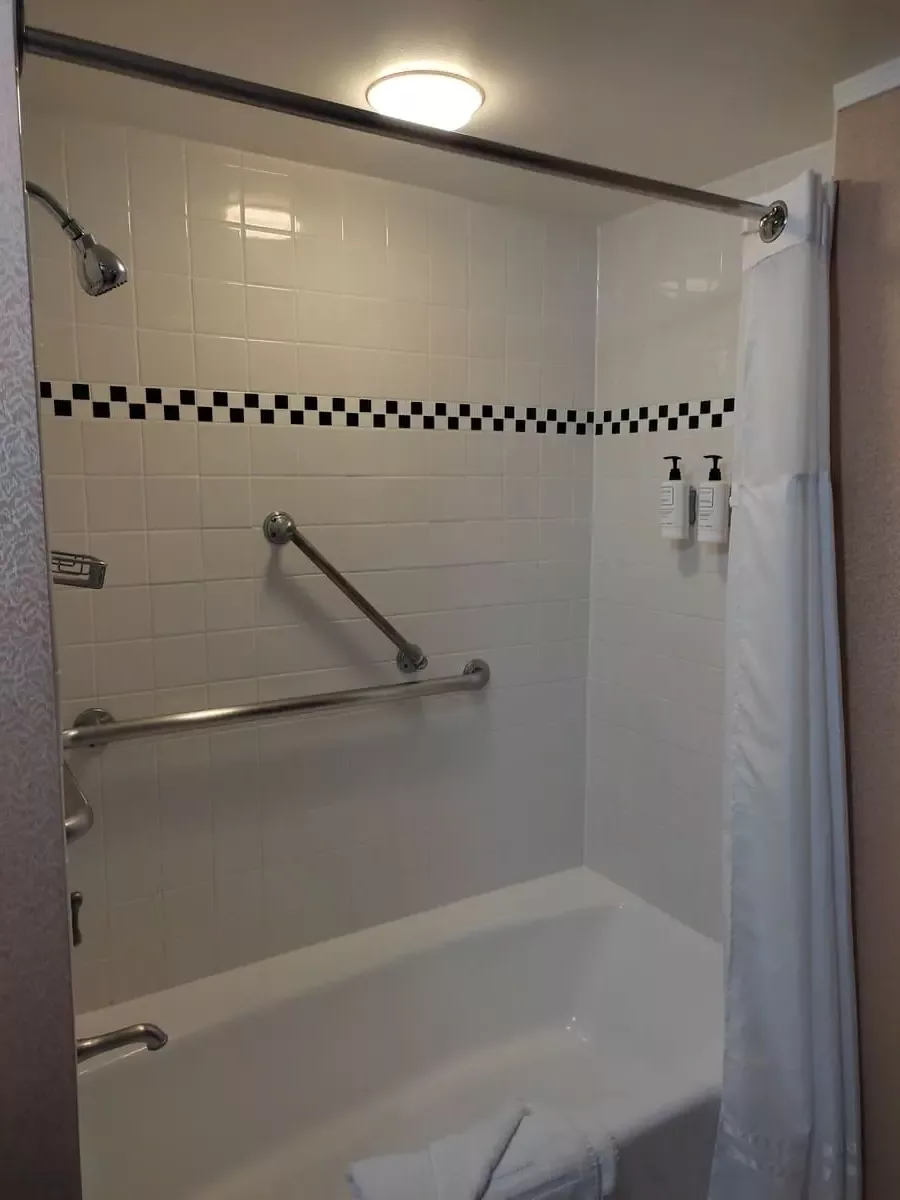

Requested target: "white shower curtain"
[{"left": 709, "top": 172, "right": 860, "bottom": 1200}]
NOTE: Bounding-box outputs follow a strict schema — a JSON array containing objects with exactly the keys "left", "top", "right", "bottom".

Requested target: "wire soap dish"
[{"left": 51, "top": 550, "right": 107, "bottom": 589}]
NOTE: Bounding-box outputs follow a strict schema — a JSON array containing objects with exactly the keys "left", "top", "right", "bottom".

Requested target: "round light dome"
[{"left": 366, "top": 71, "right": 484, "bottom": 132}]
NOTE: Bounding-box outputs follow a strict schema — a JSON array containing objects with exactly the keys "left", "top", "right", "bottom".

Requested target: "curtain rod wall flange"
[{"left": 21, "top": 26, "right": 786, "bottom": 240}]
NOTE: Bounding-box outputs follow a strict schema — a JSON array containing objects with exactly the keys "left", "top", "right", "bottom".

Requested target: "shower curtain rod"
[{"left": 22, "top": 26, "right": 787, "bottom": 241}]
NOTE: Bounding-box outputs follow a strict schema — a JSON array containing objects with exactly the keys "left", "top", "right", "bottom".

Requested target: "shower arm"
[{"left": 24, "top": 179, "right": 85, "bottom": 241}]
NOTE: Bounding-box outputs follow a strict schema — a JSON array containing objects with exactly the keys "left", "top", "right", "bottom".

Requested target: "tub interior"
[{"left": 77, "top": 872, "right": 722, "bottom": 1200}]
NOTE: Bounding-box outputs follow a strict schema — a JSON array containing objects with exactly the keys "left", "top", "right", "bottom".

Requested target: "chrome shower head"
[
  {"left": 72, "top": 232, "right": 128, "bottom": 296},
  {"left": 25, "top": 179, "right": 128, "bottom": 296}
]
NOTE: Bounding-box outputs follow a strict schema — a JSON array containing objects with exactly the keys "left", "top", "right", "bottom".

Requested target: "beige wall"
[{"left": 833, "top": 84, "right": 900, "bottom": 1199}]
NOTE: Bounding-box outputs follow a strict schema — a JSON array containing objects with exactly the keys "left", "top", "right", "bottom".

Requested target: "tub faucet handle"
[{"left": 70, "top": 891, "right": 83, "bottom": 947}]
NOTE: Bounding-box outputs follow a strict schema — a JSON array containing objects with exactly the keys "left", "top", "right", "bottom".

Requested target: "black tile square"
[
  {"left": 678, "top": 401, "right": 690, "bottom": 415},
  {"left": 72, "top": 383, "right": 90, "bottom": 401},
  {"left": 163, "top": 405, "right": 180, "bottom": 420},
  {"left": 290, "top": 411, "right": 304, "bottom": 425},
  {"left": 659, "top": 404, "right": 669, "bottom": 417},
  {"left": 128, "top": 403, "right": 146, "bottom": 420},
  {"left": 360, "top": 398, "right": 372, "bottom": 413},
  {"left": 668, "top": 417, "right": 679, "bottom": 431},
  {"left": 244, "top": 393, "right": 259, "bottom": 409},
  {"left": 567, "top": 409, "right": 577, "bottom": 422},
  {"left": 468, "top": 417, "right": 481, "bottom": 431},
  {"left": 611, "top": 421, "right": 621, "bottom": 434},
  {"left": 595, "top": 424, "right": 603, "bottom": 436},
  {"left": 481, "top": 405, "right": 493, "bottom": 418},
  {"left": 639, "top": 406, "right": 649, "bottom": 419},
  {"left": 459, "top": 403, "right": 471, "bottom": 417},
  {"left": 724, "top": 396, "right": 735, "bottom": 412},
  {"left": 213, "top": 391, "right": 228, "bottom": 407},
  {"left": 374, "top": 413, "right": 386, "bottom": 428},
  {"left": 435, "top": 402, "right": 447, "bottom": 417},
  {"left": 318, "top": 411, "right": 332, "bottom": 425},
  {"left": 711, "top": 413, "right": 723, "bottom": 428},
  {"left": 346, "top": 413, "right": 359, "bottom": 427},
  {"left": 556, "top": 422, "right": 567, "bottom": 435},
  {"left": 688, "top": 415, "right": 700, "bottom": 430},
  {"left": 603, "top": 410, "right": 612, "bottom": 423},
  {"left": 494, "top": 418, "right": 504, "bottom": 432},
  {"left": 546, "top": 408, "right": 557, "bottom": 421},
  {"left": 261, "top": 410, "right": 275, "bottom": 425},
  {"left": 146, "top": 387, "right": 162, "bottom": 404},
  {"left": 700, "top": 399, "right": 712, "bottom": 414},
  {"left": 526, "top": 407, "right": 537, "bottom": 421},
  {"left": 92, "top": 401, "right": 110, "bottom": 418},
  {"left": 399, "top": 414, "right": 411, "bottom": 429},
  {"left": 586, "top": 412, "right": 595, "bottom": 423},
  {"left": 410, "top": 401, "right": 423, "bottom": 416},
  {"left": 630, "top": 420, "right": 639, "bottom": 433},
  {"left": 229, "top": 409, "right": 244, "bottom": 423},
  {"left": 386, "top": 400, "right": 399, "bottom": 415},
  {"left": 180, "top": 389, "right": 196, "bottom": 405},
  {"left": 536, "top": 420, "right": 546, "bottom": 434},
  {"left": 305, "top": 396, "right": 318, "bottom": 410},
  {"left": 39, "top": 381, "right": 52, "bottom": 398},
  {"left": 648, "top": 418, "right": 658, "bottom": 432},
  {"left": 424, "top": 415, "right": 435, "bottom": 430},
  {"left": 505, "top": 406, "right": 515, "bottom": 419},
  {"left": 516, "top": 419, "right": 526, "bottom": 433},
  {"left": 332, "top": 397, "right": 346, "bottom": 412},
  {"left": 110, "top": 385, "right": 127, "bottom": 403},
  {"left": 198, "top": 407, "right": 213, "bottom": 422},
  {"left": 275, "top": 394, "right": 289, "bottom": 409},
  {"left": 448, "top": 416, "right": 460, "bottom": 431},
  {"left": 576, "top": 423, "right": 586, "bottom": 435},
  {"left": 620, "top": 408, "right": 630, "bottom": 421}
]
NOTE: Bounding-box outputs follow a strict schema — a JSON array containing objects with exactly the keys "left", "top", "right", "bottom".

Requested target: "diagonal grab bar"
[{"left": 262, "top": 511, "right": 427, "bottom": 674}]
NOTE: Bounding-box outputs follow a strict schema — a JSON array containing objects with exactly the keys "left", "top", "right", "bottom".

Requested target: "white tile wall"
[
  {"left": 25, "top": 112, "right": 596, "bottom": 1009},
  {"left": 586, "top": 141, "right": 834, "bottom": 941},
  {"left": 23, "top": 113, "right": 597, "bottom": 411}
]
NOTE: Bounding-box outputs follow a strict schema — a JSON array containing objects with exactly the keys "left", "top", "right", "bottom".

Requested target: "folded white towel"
[{"left": 346, "top": 1104, "right": 613, "bottom": 1200}]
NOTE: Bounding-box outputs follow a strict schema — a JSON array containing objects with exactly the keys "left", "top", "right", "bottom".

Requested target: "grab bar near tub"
[
  {"left": 62, "top": 659, "right": 490, "bottom": 749},
  {"left": 262, "top": 510, "right": 427, "bottom": 674}
]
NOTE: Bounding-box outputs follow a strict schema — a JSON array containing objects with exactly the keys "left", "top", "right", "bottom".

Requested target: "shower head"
[
  {"left": 71, "top": 232, "right": 129, "bottom": 297},
  {"left": 25, "top": 179, "right": 128, "bottom": 296}
]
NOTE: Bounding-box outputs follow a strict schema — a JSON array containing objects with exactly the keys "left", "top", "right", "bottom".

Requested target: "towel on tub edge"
[{"left": 346, "top": 1103, "right": 615, "bottom": 1200}]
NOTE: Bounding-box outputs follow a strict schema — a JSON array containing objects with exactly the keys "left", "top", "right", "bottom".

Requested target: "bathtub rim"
[{"left": 76, "top": 867, "right": 720, "bottom": 1062}]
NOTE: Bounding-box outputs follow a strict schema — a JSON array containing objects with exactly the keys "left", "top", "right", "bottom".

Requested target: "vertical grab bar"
[{"left": 262, "top": 511, "right": 427, "bottom": 674}]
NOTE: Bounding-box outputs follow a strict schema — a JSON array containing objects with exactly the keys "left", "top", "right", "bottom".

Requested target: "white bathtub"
[{"left": 76, "top": 869, "right": 723, "bottom": 1199}]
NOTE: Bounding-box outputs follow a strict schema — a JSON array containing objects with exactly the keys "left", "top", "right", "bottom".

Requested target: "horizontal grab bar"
[{"left": 62, "top": 660, "right": 490, "bottom": 749}]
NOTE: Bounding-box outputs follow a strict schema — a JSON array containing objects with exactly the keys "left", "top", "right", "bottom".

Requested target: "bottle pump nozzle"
[
  {"left": 664, "top": 455, "right": 682, "bottom": 481},
  {"left": 704, "top": 454, "right": 723, "bottom": 481}
]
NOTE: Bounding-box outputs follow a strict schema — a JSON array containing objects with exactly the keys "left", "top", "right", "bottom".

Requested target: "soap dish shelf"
[{"left": 51, "top": 550, "right": 107, "bottom": 590}]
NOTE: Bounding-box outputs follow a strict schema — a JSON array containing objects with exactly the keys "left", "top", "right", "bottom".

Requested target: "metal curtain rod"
[
  {"left": 262, "top": 511, "right": 426, "bottom": 674},
  {"left": 22, "top": 26, "right": 787, "bottom": 239},
  {"left": 62, "top": 660, "right": 490, "bottom": 749}
]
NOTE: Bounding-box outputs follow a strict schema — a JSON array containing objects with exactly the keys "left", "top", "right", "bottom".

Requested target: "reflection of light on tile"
[
  {"left": 224, "top": 203, "right": 242, "bottom": 224},
  {"left": 244, "top": 206, "right": 292, "bottom": 232},
  {"left": 244, "top": 228, "right": 290, "bottom": 241}
]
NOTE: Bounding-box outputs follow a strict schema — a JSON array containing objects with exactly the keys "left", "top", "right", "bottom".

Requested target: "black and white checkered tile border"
[{"left": 39, "top": 382, "right": 735, "bottom": 436}]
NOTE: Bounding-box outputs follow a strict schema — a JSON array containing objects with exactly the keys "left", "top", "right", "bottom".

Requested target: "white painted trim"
[{"left": 834, "top": 57, "right": 900, "bottom": 111}]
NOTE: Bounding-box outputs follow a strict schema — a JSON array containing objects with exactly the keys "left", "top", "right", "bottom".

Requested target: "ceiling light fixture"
[{"left": 366, "top": 70, "right": 484, "bottom": 132}]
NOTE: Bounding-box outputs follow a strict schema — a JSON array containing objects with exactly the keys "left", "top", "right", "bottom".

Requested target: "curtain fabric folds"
[{"left": 709, "top": 172, "right": 860, "bottom": 1200}]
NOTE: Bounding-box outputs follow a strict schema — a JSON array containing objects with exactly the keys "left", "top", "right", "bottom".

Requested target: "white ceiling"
[{"left": 20, "top": 0, "right": 900, "bottom": 219}]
